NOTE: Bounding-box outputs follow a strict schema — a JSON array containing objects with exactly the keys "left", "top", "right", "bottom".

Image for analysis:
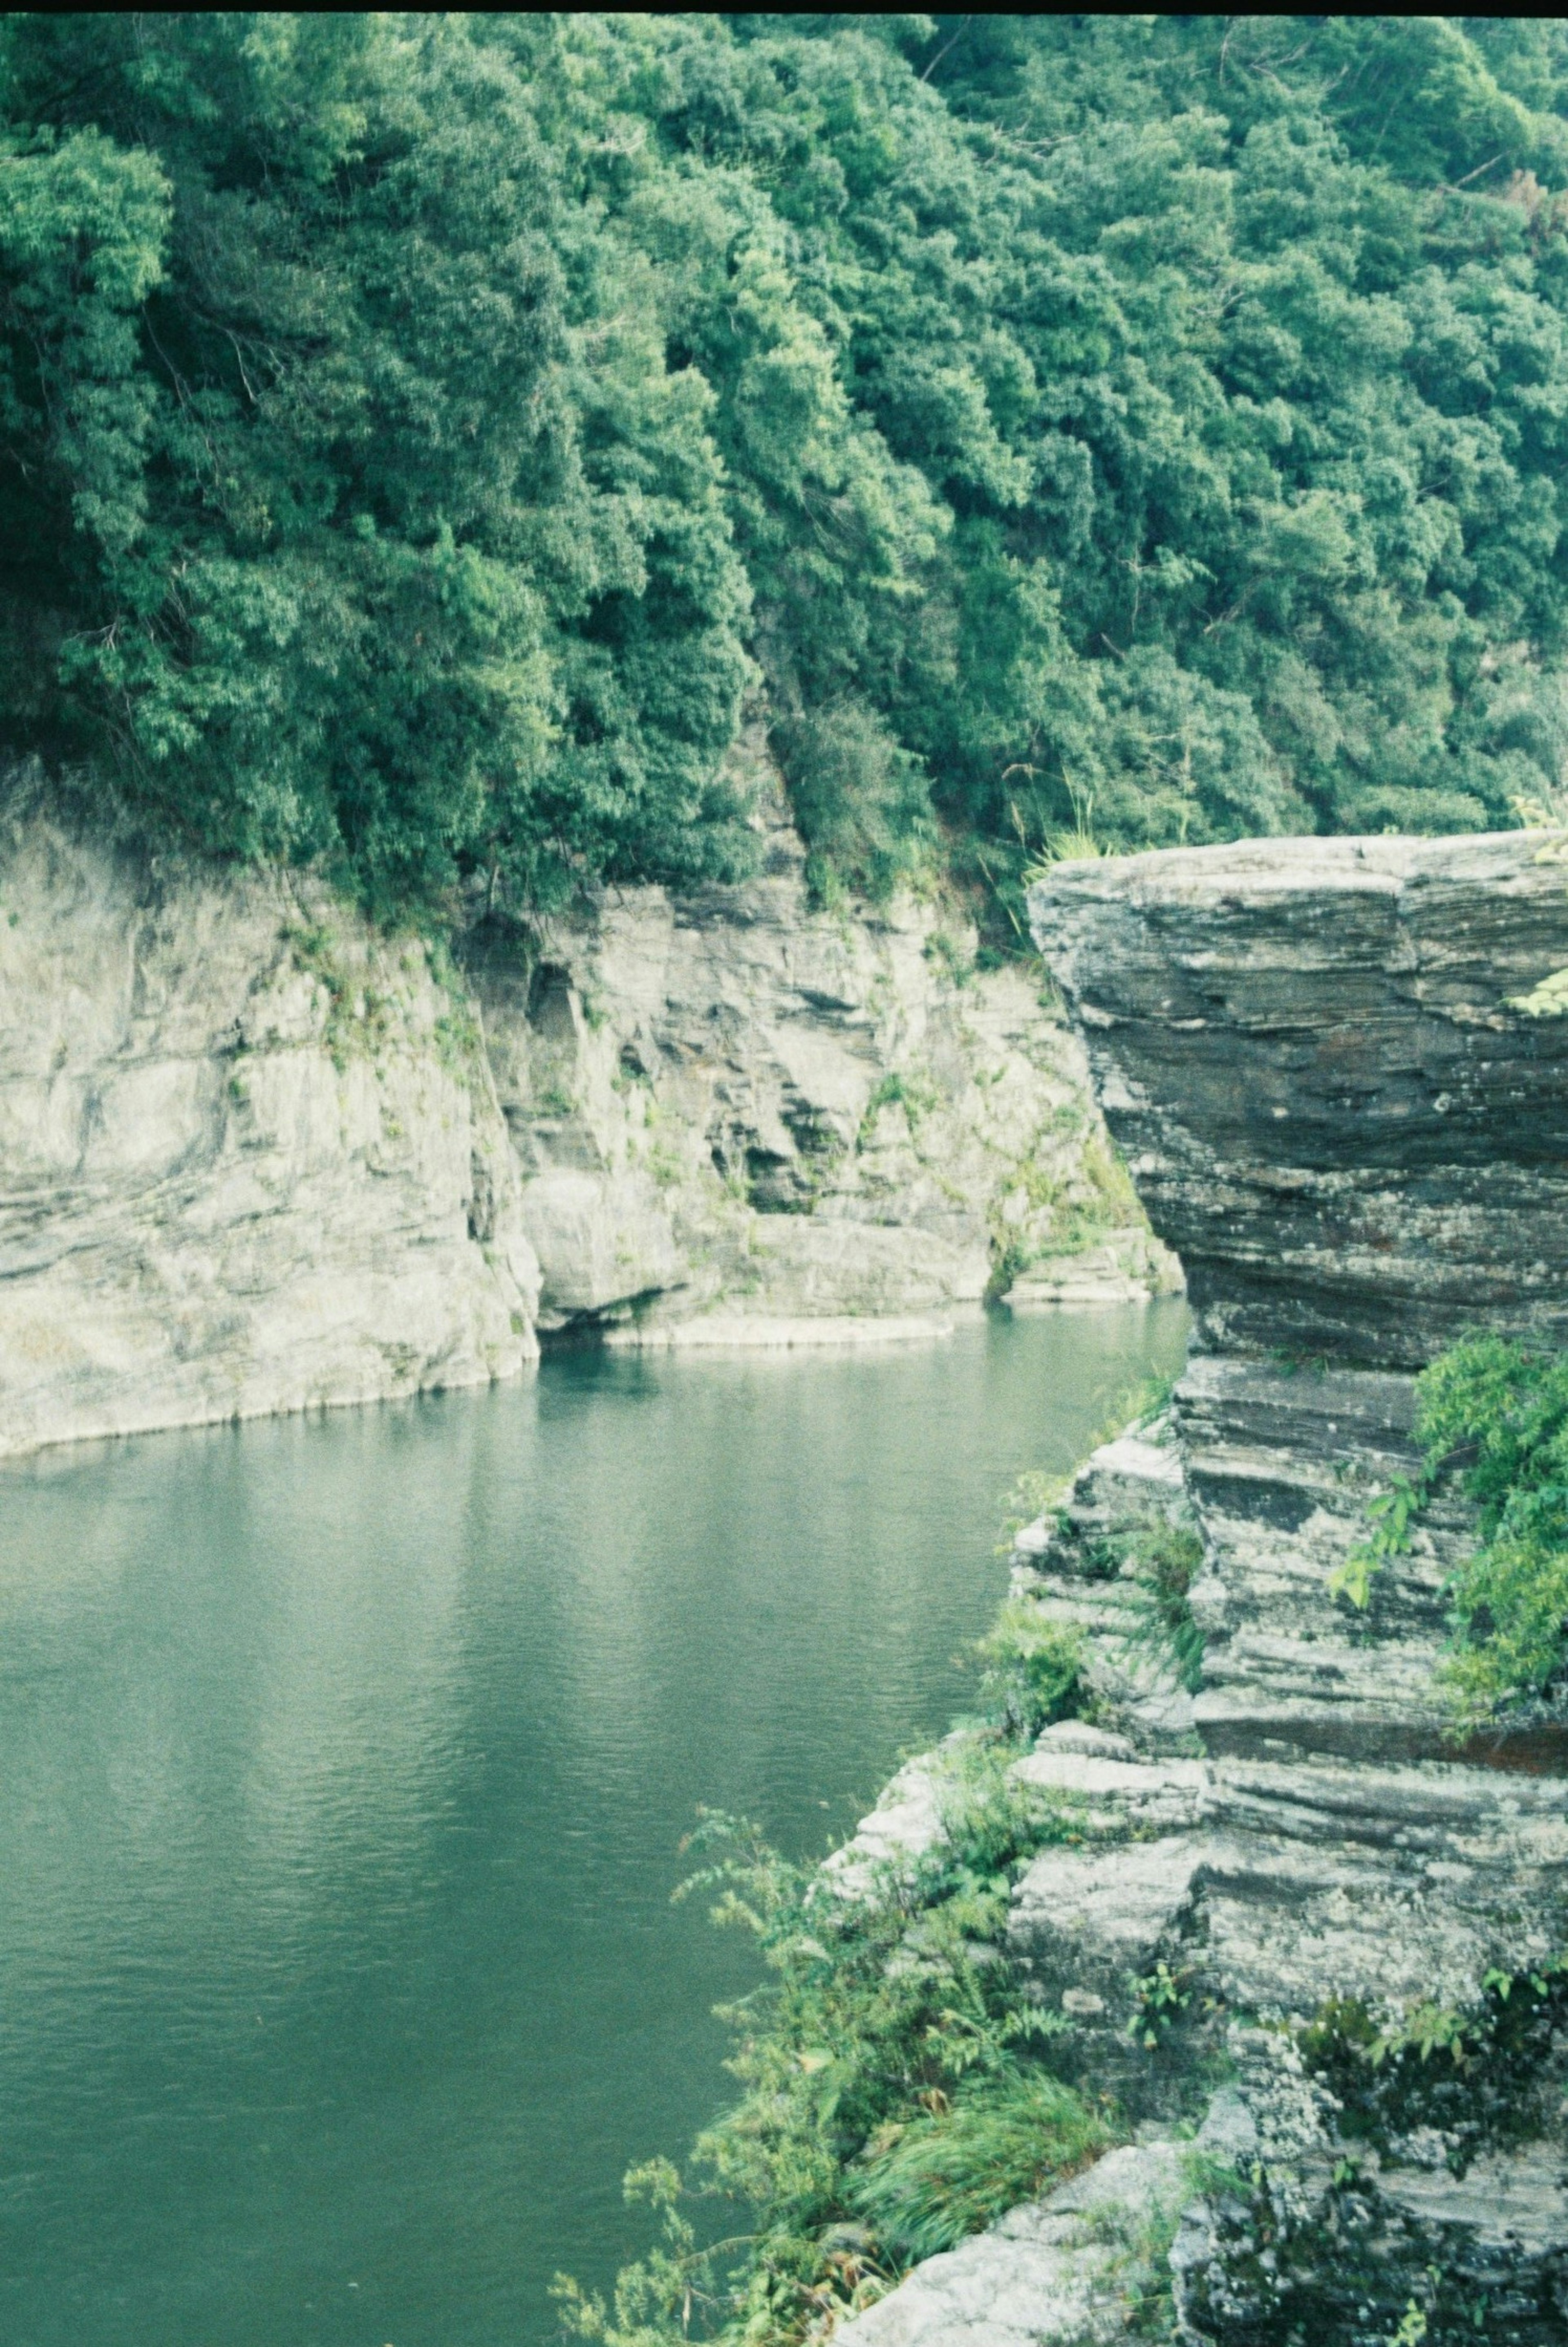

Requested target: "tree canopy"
[{"left": 6, "top": 14, "right": 1568, "bottom": 926}]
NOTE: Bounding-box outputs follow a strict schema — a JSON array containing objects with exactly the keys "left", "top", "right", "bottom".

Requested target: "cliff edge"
[{"left": 1011, "top": 833, "right": 1568, "bottom": 2340}]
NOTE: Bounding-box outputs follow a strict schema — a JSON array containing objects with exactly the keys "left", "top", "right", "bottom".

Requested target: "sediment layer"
[
  {"left": 1033, "top": 833, "right": 1568, "bottom": 1368},
  {"left": 1021, "top": 833, "right": 1568, "bottom": 2340}
]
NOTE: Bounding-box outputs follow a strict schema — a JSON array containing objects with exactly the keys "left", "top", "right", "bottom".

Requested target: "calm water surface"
[{"left": 0, "top": 1304, "right": 1186, "bottom": 2347}]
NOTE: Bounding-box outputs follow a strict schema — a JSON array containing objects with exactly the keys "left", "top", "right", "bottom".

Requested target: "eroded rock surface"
[
  {"left": 1020, "top": 834, "right": 1568, "bottom": 2342},
  {"left": 839, "top": 2142, "right": 1195, "bottom": 2347},
  {"left": 1032, "top": 832, "right": 1568, "bottom": 1368},
  {"left": 0, "top": 764, "right": 1177, "bottom": 1454},
  {"left": 822, "top": 835, "right": 1568, "bottom": 2347},
  {"left": 0, "top": 796, "right": 537, "bottom": 1456},
  {"left": 466, "top": 769, "right": 1179, "bottom": 1343}
]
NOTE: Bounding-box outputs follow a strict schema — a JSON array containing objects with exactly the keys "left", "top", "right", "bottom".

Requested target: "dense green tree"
[
  {"left": 6, "top": 13, "right": 1568, "bottom": 927},
  {"left": 0, "top": 13, "right": 752, "bottom": 913}
]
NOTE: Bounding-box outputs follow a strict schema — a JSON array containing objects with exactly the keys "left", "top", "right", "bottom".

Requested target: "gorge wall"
[
  {"left": 0, "top": 793, "right": 539, "bottom": 1459},
  {"left": 468, "top": 768, "right": 1177, "bottom": 1347},
  {"left": 835, "top": 833, "right": 1568, "bottom": 2347},
  {"left": 1031, "top": 834, "right": 1568, "bottom": 2342},
  {"left": 0, "top": 769, "right": 1172, "bottom": 1457}
]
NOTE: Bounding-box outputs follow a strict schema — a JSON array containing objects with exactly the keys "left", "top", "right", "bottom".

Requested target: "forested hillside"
[{"left": 6, "top": 13, "right": 1568, "bottom": 932}]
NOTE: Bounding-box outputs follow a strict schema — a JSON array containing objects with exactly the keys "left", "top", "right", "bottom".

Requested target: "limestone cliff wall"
[
  {"left": 464, "top": 771, "right": 1178, "bottom": 1344},
  {"left": 0, "top": 790, "right": 538, "bottom": 1458},
  {"left": 1, "top": 767, "right": 1172, "bottom": 1453}
]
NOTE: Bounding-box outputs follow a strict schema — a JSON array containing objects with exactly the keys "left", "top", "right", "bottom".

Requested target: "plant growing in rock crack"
[
  {"left": 552, "top": 1752, "right": 1114, "bottom": 2347},
  {"left": 994, "top": 1465, "right": 1074, "bottom": 1550},
  {"left": 1299, "top": 1954, "right": 1568, "bottom": 2177},
  {"left": 1327, "top": 1334, "right": 1568, "bottom": 1727},
  {"left": 922, "top": 930, "right": 975, "bottom": 991},
  {"left": 1125, "top": 1961, "right": 1196, "bottom": 2052},
  {"left": 281, "top": 918, "right": 403, "bottom": 1074},
  {"left": 976, "top": 1605, "right": 1088, "bottom": 1739},
  {"left": 850, "top": 2070, "right": 1107, "bottom": 2260},
  {"left": 856, "top": 1069, "right": 941, "bottom": 1152},
  {"left": 1107, "top": 1519, "right": 1207, "bottom": 1696}
]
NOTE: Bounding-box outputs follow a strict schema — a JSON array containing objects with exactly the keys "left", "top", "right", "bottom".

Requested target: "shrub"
[
  {"left": 1417, "top": 1336, "right": 1568, "bottom": 1722},
  {"left": 1327, "top": 1333, "right": 1568, "bottom": 1726},
  {"left": 977, "top": 1603, "right": 1086, "bottom": 1739},
  {"left": 770, "top": 700, "right": 934, "bottom": 904},
  {"left": 554, "top": 1761, "right": 1094, "bottom": 2347}
]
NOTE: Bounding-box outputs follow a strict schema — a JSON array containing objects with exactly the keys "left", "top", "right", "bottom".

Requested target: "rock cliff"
[
  {"left": 0, "top": 788, "right": 539, "bottom": 1458},
  {"left": 837, "top": 834, "right": 1568, "bottom": 2346},
  {"left": 1029, "top": 833, "right": 1568, "bottom": 2341},
  {"left": 466, "top": 773, "right": 1178, "bottom": 1346},
  {"left": 1033, "top": 833, "right": 1568, "bottom": 1369},
  {"left": 1, "top": 765, "right": 1173, "bottom": 1454}
]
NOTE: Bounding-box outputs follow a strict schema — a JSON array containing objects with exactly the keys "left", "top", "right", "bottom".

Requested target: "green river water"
[{"left": 0, "top": 1303, "right": 1186, "bottom": 2347}]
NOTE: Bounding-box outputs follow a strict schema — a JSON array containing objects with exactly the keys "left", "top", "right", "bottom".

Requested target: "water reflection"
[{"left": 0, "top": 1303, "right": 1185, "bottom": 2347}]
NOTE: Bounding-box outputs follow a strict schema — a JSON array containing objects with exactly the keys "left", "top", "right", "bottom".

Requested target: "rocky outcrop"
[
  {"left": 464, "top": 764, "right": 1179, "bottom": 1344},
  {"left": 0, "top": 790, "right": 537, "bottom": 1457},
  {"left": 841, "top": 833, "right": 1568, "bottom": 2346},
  {"left": 841, "top": 2140, "right": 1198, "bottom": 2347},
  {"left": 1023, "top": 835, "right": 1568, "bottom": 2341},
  {"left": 1032, "top": 832, "right": 1568, "bottom": 1369}
]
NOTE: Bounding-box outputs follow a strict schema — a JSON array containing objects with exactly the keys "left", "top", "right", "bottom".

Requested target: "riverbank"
[{"left": 0, "top": 762, "right": 1178, "bottom": 1458}]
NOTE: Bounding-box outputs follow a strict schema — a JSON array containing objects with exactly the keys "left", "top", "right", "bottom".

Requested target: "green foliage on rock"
[
  {"left": 977, "top": 1600, "right": 1086, "bottom": 1739},
  {"left": 1417, "top": 1334, "right": 1568, "bottom": 1723},
  {"left": 1330, "top": 1333, "right": 1568, "bottom": 1726},
  {"left": 553, "top": 1763, "right": 1099, "bottom": 2347},
  {"left": 850, "top": 2069, "right": 1106, "bottom": 2263},
  {"left": 9, "top": 16, "right": 1568, "bottom": 923},
  {"left": 1301, "top": 1951, "right": 1568, "bottom": 2175}
]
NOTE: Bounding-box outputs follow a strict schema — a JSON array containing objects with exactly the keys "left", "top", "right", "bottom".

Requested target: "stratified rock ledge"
[
  {"left": 1022, "top": 834, "right": 1568, "bottom": 2342},
  {"left": 838, "top": 837, "right": 1568, "bottom": 2346},
  {"left": 1033, "top": 832, "right": 1568, "bottom": 1368}
]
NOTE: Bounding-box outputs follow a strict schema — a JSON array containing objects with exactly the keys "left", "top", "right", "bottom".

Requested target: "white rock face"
[
  {"left": 466, "top": 768, "right": 1180, "bottom": 1338},
  {"left": 0, "top": 753, "right": 1178, "bottom": 1455},
  {"left": 836, "top": 2141, "right": 1194, "bottom": 2347},
  {"left": 0, "top": 795, "right": 537, "bottom": 1456}
]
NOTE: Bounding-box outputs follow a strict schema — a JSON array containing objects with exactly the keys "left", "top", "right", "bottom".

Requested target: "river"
[{"left": 0, "top": 1302, "right": 1186, "bottom": 2347}]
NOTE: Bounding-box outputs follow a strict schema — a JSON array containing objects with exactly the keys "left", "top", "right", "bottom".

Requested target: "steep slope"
[
  {"left": 0, "top": 786, "right": 538, "bottom": 1457},
  {"left": 1018, "top": 834, "right": 1568, "bottom": 2340}
]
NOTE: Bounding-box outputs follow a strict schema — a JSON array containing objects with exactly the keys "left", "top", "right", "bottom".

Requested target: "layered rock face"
[
  {"left": 466, "top": 770, "right": 1177, "bottom": 1343},
  {"left": 827, "top": 834, "right": 1568, "bottom": 2345},
  {"left": 0, "top": 793, "right": 537, "bottom": 1458},
  {"left": 1014, "top": 836, "right": 1568, "bottom": 2341},
  {"left": 1033, "top": 833, "right": 1568, "bottom": 1367}
]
